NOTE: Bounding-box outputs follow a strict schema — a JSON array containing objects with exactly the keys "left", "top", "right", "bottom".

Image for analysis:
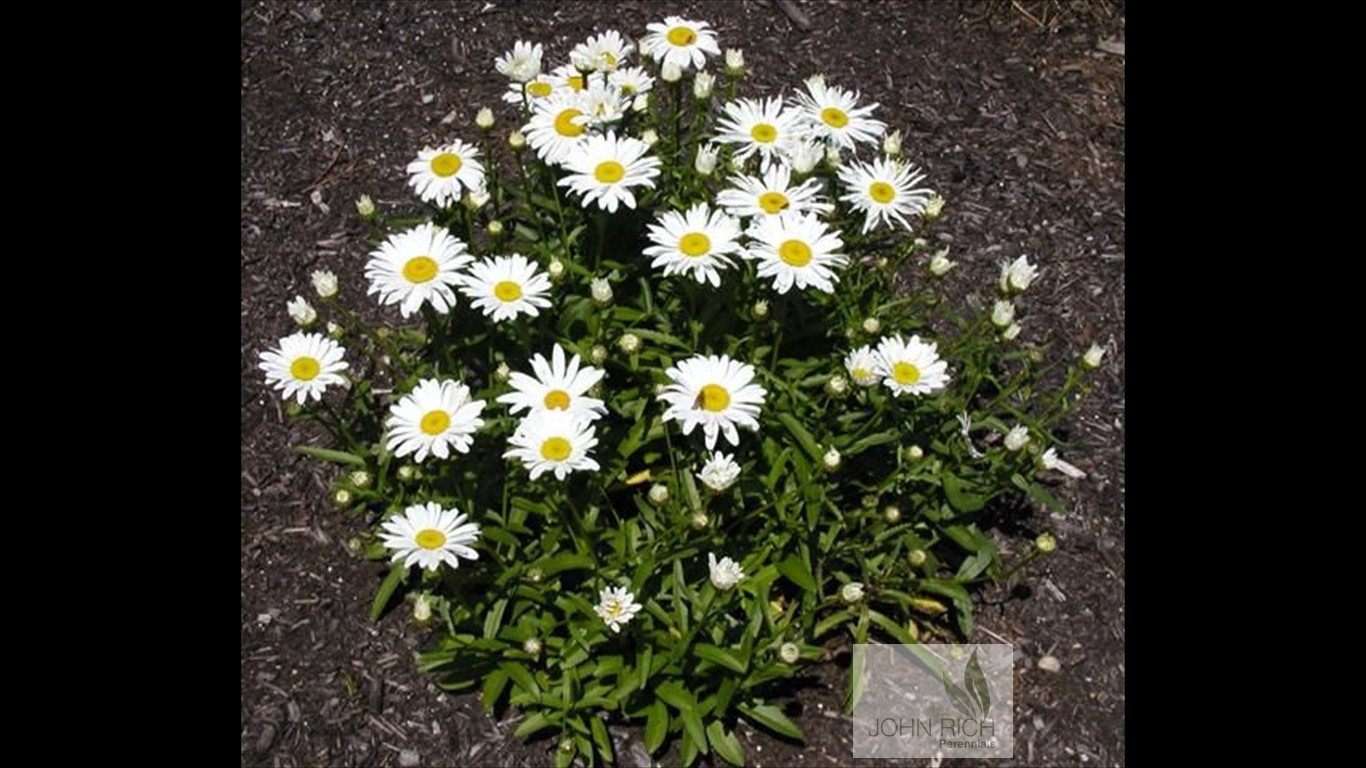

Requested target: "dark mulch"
[{"left": 241, "top": 2, "right": 1125, "bottom": 765}]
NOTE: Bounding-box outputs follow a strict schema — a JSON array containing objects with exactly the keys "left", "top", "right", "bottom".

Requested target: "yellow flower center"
[
  {"left": 679, "top": 232, "right": 711, "bottom": 257},
  {"left": 420, "top": 410, "right": 451, "bottom": 435},
  {"left": 594, "top": 160, "right": 625, "bottom": 183},
  {"left": 414, "top": 529, "right": 447, "bottom": 550},
  {"left": 540, "top": 436, "right": 572, "bottom": 461},
  {"left": 290, "top": 356, "right": 320, "bottom": 381},
  {"left": 554, "top": 108, "right": 586, "bottom": 137},
  {"left": 528, "top": 81, "right": 553, "bottom": 98},
  {"left": 667, "top": 26, "right": 697, "bottom": 46},
  {"left": 750, "top": 123, "right": 777, "bottom": 144},
  {"left": 820, "top": 107, "right": 849, "bottom": 128},
  {"left": 430, "top": 152, "right": 462, "bottom": 177},
  {"left": 758, "top": 191, "right": 790, "bottom": 215},
  {"left": 601, "top": 52, "right": 618, "bottom": 69},
  {"left": 568, "top": 75, "right": 585, "bottom": 91},
  {"left": 544, "top": 389, "right": 571, "bottom": 410},
  {"left": 893, "top": 362, "right": 921, "bottom": 385},
  {"left": 778, "top": 239, "right": 812, "bottom": 267},
  {"left": 494, "top": 281, "right": 523, "bottom": 302},
  {"left": 698, "top": 384, "right": 731, "bottom": 412},
  {"left": 853, "top": 367, "right": 872, "bottom": 381},
  {"left": 869, "top": 181, "right": 896, "bottom": 204},
  {"left": 403, "top": 256, "right": 438, "bottom": 284},
  {"left": 601, "top": 599, "right": 623, "bottom": 618}
]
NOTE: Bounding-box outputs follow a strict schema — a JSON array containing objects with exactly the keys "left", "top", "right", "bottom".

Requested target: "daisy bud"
[
  {"left": 526, "top": 567, "right": 545, "bottom": 584},
  {"left": 908, "top": 549, "right": 927, "bottom": 567},
  {"left": 999, "top": 255, "right": 1039, "bottom": 295},
  {"left": 618, "top": 332, "right": 641, "bottom": 354},
  {"left": 825, "top": 376, "right": 849, "bottom": 397},
  {"left": 928, "top": 248, "right": 955, "bottom": 276},
  {"left": 876, "top": 256, "right": 890, "bottom": 270},
  {"left": 311, "top": 269, "right": 339, "bottom": 299},
  {"left": 396, "top": 465, "right": 417, "bottom": 481},
  {"left": 790, "top": 140, "right": 822, "bottom": 175},
  {"left": 1035, "top": 532, "right": 1057, "bottom": 554},
  {"left": 824, "top": 145, "right": 842, "bottom": 169},
  {"left": 559, "top": 740, "right": 575, "bottom": 755},
  {"left": 355, "top": 194, "right": 376, "bottom": 218},
  {"left": 693, "top": 70, "right": 714, "bottom": 100},
  {"left": 632, "top": 93, "right": 649, "bottom": 112},
  {"left": 1040, "top": 447, "right": 1087, "bottom": 479},
  {"left": 648, "top": 483, "right": 670, "bottom": 506},
  {"left": 412, "top": 593, "right": 434, "bottom": 623},
  {"left": 487, "top": 219, "right": 504, "bottom": 238},
  {"left": 991, "top": 299, "right": 1015, "bottom": 328},
  {"left": 752, "top": 300, "right": 770, "bottom": 320},
  {"left": 547, "top": 258, "right": 566, "bottom": 280},
  {"left": 1001, "top": 322, "right": 1022, "bottom": 341},
  {"left": 910, "top": 597, "right": 947, "bottom": 615},
  {"left": 862, "top": 317, "right": 881, "bottom": 334},
  {"left": 523, "top": 637, "right": 542, "bottom": 656},
  {"left": 590, "top": 345, "right": 608, "bottom": 365},
  {"left": 841, "top": 582, "right": 865, "bottom": 604},
  {"left": 464, "top": 186, "right": 490, "bottom": 211},
  {"left": 727, "top": 153, "right": 746, "bottom": 173},
  {"left": 690, "top": 512, "right": 710, "bottom": 531},
  {"left": 640, "top": 128, "right": 659, "bottom": 147},
  {"left": 346, "top": 537, "right": 364, "bottom": 556},
  {"left": 805, "top": 74, "right": 826, "bottom": 90},
  {"left": 883, "top": 128, "right": 903, "bottom": 158},
  {"left": 1004, "top": 425, "right": 1031, "bottom": 452},
  {"left": 494, "top": 362, "right": 511, "bottom": 383},
  {"left": 779, "top": 642, "right": 800, "bottom": 664},
  {"left": 905, "top": 619, "right": 921, "bottom": 642},
  {"left": 326, "top": 321, "right": 343, "bottom": 340},
  {"left": 349, "top": 470, "right": 371, "bottom": 489},
  {"left": 694, "top": 143, "right": 719, "bottom": 176},
  {"left": 475, "top": 106, "right": 495, "bottom": 129},
  {"left": 923, "top": 194, "right": 946, "bottom": 222},
  {"left": 590, "top": 277, "right": 614, "bottom": 305},
  {"left": 508, "top": 130, "right": 527, "bottom": 150},
  {"left": 724, "top": 48, "right": 745, "bottom": 76},
  {"left": 1082, "top": 342, "right": 1106, "bottom": 370},
  {"left": 287, "top": 295, "right": 317, "bottom": 328},
  {"left": 823, "top": 447, "right": 841, "bottom": 471},
  {"left": 333, "top": 489, "right": 352, "bottom": 506},
  {"left": 883, "top": 505, "right": 901, "bottom": 524},
  {"left": 861, "top": 495, "right": 879, "bottom": 510},
  {"left": 708, "top": 553, "right": 745, "bottom": 590},
  {"left": 906, "top": 445, "right": 925, "bottom": 461},
  {"left": 661, "top": 60, "right": 683, "bottom": 83}
]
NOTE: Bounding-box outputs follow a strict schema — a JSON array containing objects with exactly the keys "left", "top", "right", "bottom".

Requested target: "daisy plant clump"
[{"left": 255, "top": 19, "right": 1103, "bottom": 768}]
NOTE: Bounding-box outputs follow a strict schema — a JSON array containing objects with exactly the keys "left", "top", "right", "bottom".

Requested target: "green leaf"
[
  {"left": 965, "top": 649, "right": 991, "bottom": 719},
  {"left": 534, "top": 552, "right": 595, "bottom": 578},
  {"left": 481, "top": 669, "right": 509, "bottom": 714},
  {"left": 483, "top": 598, "right": 508, "bottom": 640},
  {"left": 942, "top": 671, "right": 976, "bottom": 719},
  {"left": 655, "top": 680, "right": 694, "bottom": 712},
  {"left": 777, "top": 413, "right": 824, "bottom": 465},
  {"left": 368, "top": 563, "right": 406, "bottom": 623},
  {"left": 514, "top": 711, "right": 556, "bottom": 739},
  {"left": 694, "top": 643, "right": 747, "bottom": 674},
  {"left": 502, "top": 662, "right": 541, "bottom": 699},
  {"left": 294, "top": 445, "right": 367, "bottom": 467},
  {"left": 706, "top": 720, "right": 746, "bottom": 767},
  {"left": 920, "top": 580, "right": 976, "bottom": 636},
  {"left": 680, "top": 709, "right": 708, "bottom": 755},
  {"left": 956, "top": 549, "right": 993, "bottom": 581},
  {"left": 844, "top": 430, "right": 901, "bottom": 455},
  {"left": 644, "top": 700, "right": 669, "bottom": 755},
  {"left": 1012, "top": 473, "right": 1066, "bottom": 513},
  {"left": 738, "top": 702, "right": 804, "bottom": 742},
  {"left": 777, "top": 554, "right": 817, "bottom": 593},
  {"left": 590, "top": 714, "right": 614, "bottom": 765},
  {"left": 943, "top": 471, "right": 988, "bottom": 512}
]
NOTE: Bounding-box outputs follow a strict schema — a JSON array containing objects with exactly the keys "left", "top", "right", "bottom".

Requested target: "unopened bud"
[
  {"left": 752, "top": 300, "right": 769, "bottom": 320},
  {"left": 311, "top": 269, "right": 338, "bottom": 299},
  {"left": 618, "top": 333, "right": 640, "bottom": 354},
  {"left": 908, "top": 549, "right": 927, "bottom": 567},
  {"left": 694, "top": 143, "right": 719, "bottom": 176},
  {"left": 287, "top": 295, "right": 317, "bottom": 328},
  {"left": 355, "top": 194, "right": 376, "bottom": 218},
  {"left": 883, "top": 505, "right": 901, "bottom": 524},
  {"left": 909, "top": 597, "right": 948, "bottom": 615},
  {"left": 693, "top": 70, "right": 714, "bottom": 100},
  {"left": 590, "top": 277, "right": 613, "bottom": 305},
  {"left": 648, "top": 483, "right": 669, "bottom": 506},
  {"left": 825, "top": 376, "right": 849, "bottom": 397},
  {"left": 660, "top": 60, "right": 682, "bottom": 83},
  {"left": 823, "top": 447, "right": 841, "bottom": 470},
  {"left": 861, "top": 317, "right": 881, "bottom": 334},
  {"left": 547, "top": 258, "right": 565, "bottom": 279},
  {"left": 906, "top": 445, "right": 924, "bottom": 461},
  {"left": 1001, "top": 322, "right": 1022, "bottom": 341},
  {"left": 640, "top": 128, "right": 659, "bottom": 147},
  {"left": 991, "top": 299, "right": 1015, "bottom": 328},
  {"left": 923, "top": 194, "right": 945, "bottom": 222},
  {"left": 1082, "top": 343, "right": 1106, "bottom": 370},
  {"left": 494, "top": 362, "right": 511, "bottom": 383},
  {"left": 526, "top": 567, "right": 545, "bottom": 584},
  {"left": 724, "top": 49, "right": 745, "bottom": 76},
  {"left": 326, "top": 321, "right": 343, "bottom": 339},
  {"left": 523, "top": 637, "right": 542, "bottom": 655},
  {"left": 883, "top": 129, "right": 903, "bottom": 157},
  {"left": 1036, "top": 532, "right": 1057, "bottom": 554},
  {"left": 690, "top": 512, "right": 709, "bottom": 531},
  {"left": 333, "top": 489, "right": 352, "bottom": 506},
  {"left": 487, "top": 219, "right": 504, "bottom": 237},
  {"left": 841, "top": 582, "right": 865, "bottom": 604},
  {"left": 779, "top": 642, "right": 800, "bottom": 664},
  {"left": 396, "top": 465, "right": 417, "bottom": 482},
  {"left": 590, "top": 345, "right": 608, "bottom": 365},
  {"left": 508, "top": 130, "right": 527, "bottom": 150},
  {"left": 349, "top": 470, "right": 371, "bottom": 489},
  {"left": 412, "top": 593, "right": 434, "bottom": 623},
  {"left": 928, "top": 248, "right": 955, "bottom": 276}
]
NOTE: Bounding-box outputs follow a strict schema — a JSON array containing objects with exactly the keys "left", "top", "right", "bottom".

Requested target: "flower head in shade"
[
  {"left": 874, "top": 334, "right": 951, "bottom": 396},
  {"left": 642, "top": 15, "right": 721, "bottom": 71},
  {"left": 742, "top": 211, "right": 848, "bottom": 294},
  {"left": 504, "top": 408, "right": 601, "bottom": 481},
  {"left": 571, "top": 29, "right": 634, "bottom": 73},
  {"left": 456, "top": 254, "right": 552, "bottom": 322},
  {"left": 379, "top": 502, "right": 480, "bottom": 572},
  {"left": 715, "top": 164, "right": 833, "bottom": 221},
  {"left": 844, "top": 345, "right": 881, "bottom": 387},
  {"left": 406, "top": 140, "right": 487, "bottom": 209},
  {"left": 708, "top": 553, "right": 745, "bottom": 590},
  {"left": 713, "top": 96, "right": 801, "bottom": 173},
  {"left": 644, "top": 203, "right": 744, "bottom": 286},
  {"left": 497, "top": 343, "right": 607, "bottom": 421},
  {"left": 365, "top": 223, "right": 472, "bottom": 317},
  {"left": 794, "top": 77, "right": 886, "bottom": 151},
  {"left": 697, "top": 451, "right": 741, "bottom": 492},
  {"left": 594, "top": 586, "right": 643, "bottom": 633},
  {"left": 259, "top": 332, "right": 349, "bottom": 405},
  {"left": 385, "top": 378, "right": 486, "bottom": 462},
  {"left": 837, "top": 157, "right": 933, "bottom": 234},
  {"left": 558, "top": 132, "right": 661, "bottom": 213},
  {"left": 999, "top": 255, "right": 1039, "bottom": 294},
  {"left": 658, "top": 354, "right": 767, "bottom": 450}
]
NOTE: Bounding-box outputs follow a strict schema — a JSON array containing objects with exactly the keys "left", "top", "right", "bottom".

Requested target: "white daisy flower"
[
  {"left": 558, "top": 132, "right": 661, "bottom": 213},
  {"left": 794, "top": 77, "right": 887, "bottom": 151},
  {"left": 874, "top": 334, "right": 951, "bottom": 396},
  {"left": 609, "top": 66, "right": 654, "bottom": 98},
  {"left": 571, "top": 29, "right": 634, "bottom": 73},
  {"left": 708, "top": 553, "right": 745, "bottom": 590},
  {"left": 658, "top": 354, "right": 767, "bottom": 450},
  {"left": 999, "top": 255, "right": 1040, "bottom": 294},
  {"left": 548, "top": 63, "right": 592, "bottom": 95},
  {"left": 714, "top": 96, "right": 802, "bottom": 172},
  {"left": 715, "top": 164, "right": 833, "bottom": 221},
  {"left": 495, "top": 40, "right": 544, "bottom": 83},
  {"left": 644, "top": 203, "right": 744, "bottom": 286},
  {"left": 844, "top": 346, "right": 881, "bottom": 387},
  {"left": 496, "top": 343, "right": 607, "bottom": 421},
  {"left": 577, "top": 82, "right": 630, "bottom": 128},
  {"left": 406, "top": 140, "right": 487, "bottom": 209},
  {"left": 456, "top": 254, "right": 553, "bottom": 322},
  {"left": 697, "top": 451, "right": 741, "bottom": 492},
  {"left": 504, "top": 408, "right": 601, "bottom": 481},
  {"left": 385, "top": 378, "right": 486, "bottom": 462},
  {"left": 594, "top": 586, "right": 643, "bottom": 633},
  {"left": 502, "top": 75, "right": 556, "bottom": 107},
  {"left": 379, "top": 502, "right": 480, "bottom": 572},
  {"left": 523, "top": 94, "right": 593, "bottom": 165},
  {"left": 364, "top": 223, "right": 472, "bottom": 318},
  {"left": 1004, "top": 425, "right": 1031, "bottom": 452},
  {"left": 258, "top": 332, "right": 349, "bottom": 405},
  {"left": 837, "top": 157, "right": 933, "bottom": 234},
  {"left": 286, "top": 295, "right": 316, "bottom": 327},
  {"left": 641, "top": 15, "right": 721, "bottom": 71},
  {"left": 743, "top": 211, "right": 848, "bottom": 295}
]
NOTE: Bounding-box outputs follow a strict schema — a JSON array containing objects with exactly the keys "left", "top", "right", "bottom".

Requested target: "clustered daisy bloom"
[
  {"left": 743, "top": 211, "right": 848, "bottom": 294},
  {"left": 714, "top": 96, "right": 801, "bottom": 172},
  {"left": 259, "top": 332, "right": 349, "bottom": 404},
  {"left": 406, "top": 139, "right": 487, "bottom": 208},
  {"left": 365, "top": 223, "right": 472, "bottom": 318},
  {"left": 641, "top": 16, "right": 720, "bottom": 71},
  {"left": 497, "top": 343, "right": 607, "bottom": 421},
  {"left": 697, "top": 451, "right": 741, "bottom": 492},
  {"left": 504, "top": 408, "right": 601, "bottom": 480},
  {"left": 874, "top": 334, "right": 951, "bottom": 396},
  {"left": 385, "top": 378, "right": 487, "bottom": 462},
  {"left": 380, "top": 501, "right": 480, "bottom": 572},
  {"left": 558, "top": 132, "right": 661, "bottom": 213},
  {"left": 659, "top": 354, "right": 767, "bottom": 450},
  {"left": 838, "top": 157, "right": 933, "bottom": 233},
  {"left": 457, "top": 254, "right": 552, "bottom": 322},
  {"left": 794, "top": 76, "right": 886, "bottom": 151},
  {"left": 644, "top": 202, "right": 744, "bottom": 286}
]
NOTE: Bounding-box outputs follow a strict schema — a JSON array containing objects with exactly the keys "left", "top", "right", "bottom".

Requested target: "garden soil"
[{"left": 241, "top": 2, "right": 1125, "bottom": 765}]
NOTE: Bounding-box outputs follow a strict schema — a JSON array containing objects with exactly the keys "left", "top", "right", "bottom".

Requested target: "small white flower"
[
  {"left": 795, "top": 77, "right": 887, "bottom": 152},
  {"left": 841, "top": 582, "right": 865, "bottom": 604},
  {"left": 823, "top": 447, "right": 841, "bottom": 470},
  {"left": 365, "top": 222, "right": 472, "bottom": 318},
  {"left": 862, "top": 317, "right": 881, "bottom": 334},
  {"left": 406, "top": 140, "right": 487, "bottom": 208},
  {"left": 1083, "top": 343, "right": 1106, "bottom": 370},
  {"left": 570, "top": 29, "right": 634, "bottom": 73},
  {"left": 475, "top": 107, "right": 495, "bottom": 129},
  {"left": 874, "top": 334, "right": 951, "bottom": 396},
  {"left": 590, "top": 277, "right": 614, "bottom": 305},
  {"left": 837, "top": 157, "right": 933, "bottom": 234},
  {"left": 742, "top": 211, "right": 848, "bottom": 295},
  {"left": 1040, "top": 448, "right": 1087, "bottom": 479},
  {"left": 380, "top": 502, "right": 480, "bottom": 572},
  {"left": 779, "top": 642, "right": 800, "bottom": 664},
  {"left": 1002, "top": 322, "right": 1022, "bottom": 341},
  {"left": 991, "top": 299, "right": 1016, "bottom": 328},
  {"left": 845, "top": 346, "right": 881, "bottom": 387},
  {"left": 610, "top": 66, "right": 655, "bottom": 98},
  {"left": 883, "top": 128, "right": 903, "bottom": 157},
  {"left": 660, "top": 60, "right": 683, "bottom": 82},
  {"left": 644, "top": 203, "right": 744, "bottom": 287},
  {"left": 694, "top": 143, "right": 719, "bottom": 176},
  {"left": 618, "top": 333, "right": 641, "bottom": 354},
  {"left": 355, "top": 194, "right": 376, "bottom": 218},
  {"left": 928, "top": 247, "right": 955, "bottom": 276},
  {"left": 385, "top": 378, "right": 486, "bottom": 463},
  {"left": 595, "top": 586, "right": 643, "bottom": 633},
  {"left": 1004, "top": 425, "right": 1031, "bottom": 452},
  {"left": 523, "top": 94, "right": 593, "bottom": 165},
  {"left": 311, "top": 269, "right": 338, "bottom": 299},
  {"left": 642, "top": 15, "right": 721, "bottom": 71},
  {"left": 648, "top": 483, "right": 670, "bottom": 506},
  {"left": 999, "top": 255, "right": 1040, "bottom": 294},
  {"left": 693, "top": 70, "right": 715, "bottom": 100},
  {"left": 457, "top": 254, "right": 553, "bottom": 323},
  {"left": 287, "top": 295, "right": 316, "bottom": 327},
  {"left": 697, "top": 451, "right": 741, "bottom": 492},
  {"left": 259, "top": 332, "right": 349, "bottom": 405},
  {"left": 724, "top": 48, "right": 745, "bottom": 76},
  {"left": 495, "top": 40, "right": 544, "bottom": 83},
  {"left": 708, "top": 552, "right": 745, "bottom": 590},
  {"left": 714, "top": 96, "right": 802, "bottom": 173}
]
